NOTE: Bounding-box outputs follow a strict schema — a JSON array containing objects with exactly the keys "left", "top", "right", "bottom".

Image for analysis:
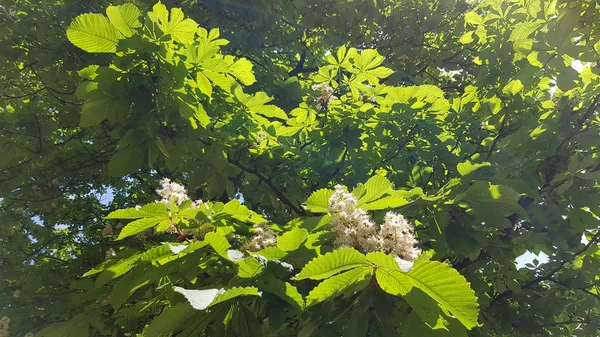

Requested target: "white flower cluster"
[
  {"left": 312, "top": 83, "right": 336, "bottom": 111},
  {"left": 156, "top": 178, "right": 203, "bottom": 209},
  {"left": 245, "top": 223, "right": 277, "bottom": 252},
  {"left": 156, "top": 178, "right": 189, "bottom": 207},
  {"left": 380, "top": 212, "right": 421, "bottom": 261},
  {"left": 155, "top": 179, "right": 204, "bottom": 234},
  {"left": 328, "top": 185, "right": 421, "bottom": 261}
]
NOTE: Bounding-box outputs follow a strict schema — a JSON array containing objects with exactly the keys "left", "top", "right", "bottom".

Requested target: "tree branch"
[{"left": 227, "top": 157, "right": 306, "bottom": 216}]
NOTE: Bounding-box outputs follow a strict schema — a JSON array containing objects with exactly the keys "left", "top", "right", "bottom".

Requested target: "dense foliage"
[{"left": 1, "top": 0, "right": 599, "bottom": 336}]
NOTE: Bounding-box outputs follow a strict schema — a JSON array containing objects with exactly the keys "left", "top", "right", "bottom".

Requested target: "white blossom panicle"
[
  {"left": 328, "top": 185, "right": 381, "bottom": 253},
  {"left": 0, "top": 316, "right": 9, "bottom": 337},
  {"left": 380, "top": 212, "right": 421, "bottom": 261},
  {"left": 156, "top": 178, "right": 189, "bottom": 207},
  {"left": 245, "top": 223, "right": 277, "bottom": 252},
  {"left": 328, "top": 186, "right": 421, "bottom": 262},
  {"left": 312, "top": 83, "right": 336, "bottom": 111},
  {"left": 105, "top": 248, "right": 116, "bottom": 259}
]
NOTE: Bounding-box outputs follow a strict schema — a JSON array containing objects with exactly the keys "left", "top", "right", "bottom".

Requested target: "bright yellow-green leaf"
[
  {"left": 502, "top": 79, "right": 524, "bottom": 96},
  {"left": 464, "top": 12, "right": 484, "bottom": 25},
  {"left": 106, "top": 4, "right": 141, "bottom": 37},
  {"left": 67, "top": 13, "right": 120, "bottom": 53},
  {"left": 293, "top": 248, "right": 368, "bottom": 280}
]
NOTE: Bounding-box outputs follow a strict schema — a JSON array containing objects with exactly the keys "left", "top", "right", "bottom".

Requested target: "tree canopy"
[{"left": 0, "top": 0, "right": 599, "bottom": 336}]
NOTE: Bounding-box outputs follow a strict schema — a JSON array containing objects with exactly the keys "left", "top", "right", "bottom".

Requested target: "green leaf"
[
  {"left": 229, "top": 58, "right": 256, "bottom": 85},
  {"left": 366, "top": 252, "right": 400, "bottom": 270},
  {"left": 402, "top": 311, "right": 468, "bottom": 337},
  {"left": 355, "top": 175, "right": 393, "bottom": 206},
  {"left": 360, "top": 189, "right": 417, "bottom": 210},
  {"left": 173, "top": 287, "right": 220, "bottom": 310},
  {"left": 261, "top": 279, "right": 305, "bottom": 309},
  {"left": 106, "top": 4, "right": 141, "bottom": 38},
  {"left": 502, "top": 79, "right": 524, "bottom": 96},
  {"left": 251, "top": 105, "right": 288, "bottom": 120},
  {"left": 67, "top": 13, "right": 120, "bottom": 53},
  {"left": 94, "top": 253, "right": 141, "bottom": 287},
  {"left": 196, "top": 72, "right": 213, "bottom": 98},
  {"left": 277, "top": 228, "right": 309, "bottom": 251},
  {"left": 106, "top": 203, "right": 168, "bottom": 219},
  {"left": 375, "top": 267, "right": 414, "bottom": 296},
  {"left": 407, "top": 260, "right": 479, "bottom": 329},
  {"left": 293, "top": 248, "right": 368, "bottom": 280},
  {"left": 305, "top": 267, "right": 373, "bottom": 306},
  {"left": 77, "top": 65, "right": 100, "bottom": 80},
  {"left": 464, "top": 12, "right": 484, "bottom": 25},
  {"left": 305, "top": 188, "right": 333, "bottom": 213},
  {"left": 404, "top": 288, "right": 451, "bottom": 330},
  {"left": 110, "top": 265, "right": 158, "bottom": 310},
  {"left": 211, "top": 286, "right": 261, "bottom": 307},
  {"left": 459, "top": 31, "right": 474, "bottom": 44},
  {"left": 148, "top": 2, "right": 198, "bottom": 44},
  {"left": 457, "top": 160, "right": 491, "bottom": 176},
  {"left": 116, "top": 216, "right": 168, "bottom": 240},
  {"left": 509, "top": 22, "right": 542, "bottom": 41},
  {"left": 229, "top": 304, "right": 263, "bottom": 337},
  {"left": 249, "top": 246, "right": 287, "bottom": 260},
  {"left": 237, "top": 257, "right": 264, "bottom": 278},
  {"left": 459, "top": 181, "right": 522, "bottom": 227},
  {"left": 204, "top": 232, "right": 231, "bottom": 258},
  {"left": 144, "top": 303, "right": 196, "bottom": 337}
]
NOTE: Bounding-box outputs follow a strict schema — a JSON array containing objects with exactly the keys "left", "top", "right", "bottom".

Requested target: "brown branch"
[{"left": 227, "top": 157, "right": 306, "bottom": 216}]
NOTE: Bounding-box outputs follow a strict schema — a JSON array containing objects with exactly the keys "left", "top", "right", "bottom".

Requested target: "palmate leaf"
[
  {"left": 148, "top": 2, "right": 197, "bottom": 44},
  {"left": 293, "top": 248, "right": 368, "bottom": 280},
  {"left": 305, "top": 267, "right": 373, "bottom": 307},
  {"left": 67, "top": 13, "right": 120, "bottom": 53},
  {"left": 106, "top": 3, "right": 141, "bottom": 37}
]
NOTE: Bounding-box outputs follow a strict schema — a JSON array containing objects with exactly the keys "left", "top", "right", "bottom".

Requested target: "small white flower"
[
  {"left": 105, "top": 248, "right": 116, "bottom": 259},
  {"left": 312, "top": 83, "right": 335, "bottom": 111}
]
